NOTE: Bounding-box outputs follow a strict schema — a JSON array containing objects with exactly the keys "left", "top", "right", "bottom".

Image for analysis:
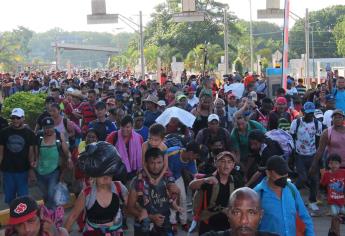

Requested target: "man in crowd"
[
  {"left": 127, "top": 148, "right": 178, "bottom": 236},
  {"left": 254, "top": 156, "right": 315, "bottom": 236},
  {"left": 201, "top": 187, "right": 279, "bottom": 236},
  {"left": 0, "top": 108, "right": 36, "bottom": 205},
  {"left": 290, "top": 102, "right": 322, "bottom": 214}
]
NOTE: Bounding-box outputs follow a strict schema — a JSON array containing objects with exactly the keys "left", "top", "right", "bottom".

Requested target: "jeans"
[
  {"left": 36, "top": 168, "right": 60, "bottom": 209},
  {"left": 295, "top": 154, "right": 318, "bottom": 203},
  {"left": 3, "top": 171, "right": 29, "bottom": 205}
]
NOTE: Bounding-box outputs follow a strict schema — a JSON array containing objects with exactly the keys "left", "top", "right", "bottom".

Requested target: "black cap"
[
  {"left": 42, "top": 117, "right": 54, "bottom": 128},
  {"left": 95, "top": 101, "right": 106, "bottom": 110},
  {"left": 266, "top": 155, "right": 290, "bottom": 176},
  {"left": 9, "top": 196, "right": 38, "bottom": 225}
]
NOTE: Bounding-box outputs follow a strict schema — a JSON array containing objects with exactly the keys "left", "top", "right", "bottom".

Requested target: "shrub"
[{"left": 2, "top": 92, "right": 47, "bottom": 129}]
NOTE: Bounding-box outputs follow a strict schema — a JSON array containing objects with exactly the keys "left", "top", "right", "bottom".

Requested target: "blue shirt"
[
  {"left": 143, "top": 110, "right": 161, "bottom": 128},
  {"left": 254, "top": 178, "right": 315, "bottom": 236},
  {"left": 166, "top": 146, "right": 197, "bottom": 180},
  {"left": 333, "top": 88, "right": 345, "bottom": 113},
  {"left": 135, "top": 126, "right": 149, "bottom": 142},
  {"left": 88, "top": 119, "right": 116, "bottom": 141}
]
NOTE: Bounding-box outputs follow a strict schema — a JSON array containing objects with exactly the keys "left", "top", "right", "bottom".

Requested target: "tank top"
[
  {"left": 328, "top": 127, "right": 345, "bottom": 168},
  {"left": 55, "top": 118, "right": 68, "bottom": 141},
  {"left": 37, "top": 141, "right": 59, "bottom": 175},
  {"left": 86, "top": 193, "right": 120, "bottom": 224}
]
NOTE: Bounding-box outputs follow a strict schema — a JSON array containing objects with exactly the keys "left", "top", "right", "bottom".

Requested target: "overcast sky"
[{"left": 0, "top": 0, "right": 344, "bottom": 33}]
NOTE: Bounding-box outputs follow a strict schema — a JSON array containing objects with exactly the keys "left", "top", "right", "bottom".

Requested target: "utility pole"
[
  {"left": 224, "top": 9, "right": 229, "bottom": 75},
  {"left": 139, "top": 11, "right": 145, "bottom": 80},
  {"left": 311, "top": 25, "right": 315, "bottom": 80},
  {"left": 305, "top": 8, "right": 310, "bottom": 86},
  {"left": 249, "top": 0, "right": 254, "bottom": 73}
]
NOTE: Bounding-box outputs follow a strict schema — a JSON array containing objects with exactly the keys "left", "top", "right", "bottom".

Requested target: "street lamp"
[
  {"left": 249, "top": 0, "right": 254, "bottom": 73},
  {"left": 309, "top": 21, "right": 319, "bottom": 80}
]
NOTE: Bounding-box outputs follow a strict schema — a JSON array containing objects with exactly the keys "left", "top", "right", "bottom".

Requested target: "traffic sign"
[
  {"left": 172, "top": 11, "right": 206, "bottom": 23},
  {"left": 257, "top": 9, "right": 284, "bottom": 19},
  {"left": 273, "top": 50, "right": 283, "bottom": 62}
]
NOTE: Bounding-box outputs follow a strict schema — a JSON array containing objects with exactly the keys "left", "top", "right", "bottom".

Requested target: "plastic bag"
[
  {"left": 77, "top": 141, "right": 127, "bottom": 180},
  {"left": 54, "top": 182, "right": 70, "bottom": 206}
]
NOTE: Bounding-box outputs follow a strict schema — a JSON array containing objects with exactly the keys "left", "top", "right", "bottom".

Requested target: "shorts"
[{"left": 330, "top": 204, "right": 345, "bottom": 216}]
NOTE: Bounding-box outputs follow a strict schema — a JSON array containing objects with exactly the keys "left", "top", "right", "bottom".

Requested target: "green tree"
[
  {"left": 234, "top": 57, "right": 243, "bottom": 75},
  {"left": 334, "top": 17, "right": 345, "bottom": 56},
  {"left": 289, "top": 5, "right": 345, "bottom": 59}
]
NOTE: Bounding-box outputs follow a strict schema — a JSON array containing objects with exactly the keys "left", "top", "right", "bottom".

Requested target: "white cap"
[
  {"left": 11, "top": 108, "right": 25, "bottom": 117},
  {"left": 66, "top": 88, "right": 74, "bottom": 93},
  {"left": 157, "top": 100, "right": 166, "bottom": 107},
  {"left": 208, "top": 114, "right": 220, "bottom": 123}
]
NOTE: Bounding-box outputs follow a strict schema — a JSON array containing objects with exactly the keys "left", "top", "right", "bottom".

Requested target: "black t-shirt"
[
  {"left": 0, "top": 127, "right": 36, "bottom": 172},
  {"left": 0, "top": 116, "right": 8, "bottom": 131},
  {"left": 216, "top": 181, "right": 230, "bottom": 208},
  {"left": 202, "top": 229, "right": 279, "bottom": 236}
]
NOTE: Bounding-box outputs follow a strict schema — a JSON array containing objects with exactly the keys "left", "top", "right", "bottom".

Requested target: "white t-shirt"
[
  {"left": 323, "top": 110, "right": 333, "bottom": 128},
  {"left": 290, "top": 118, "right": 322, "bottom": 156},
  {"left": 286, "top": 87, "right": 298, "bottom": 96},
  {"left": 188, "top": 96, "right": 199, "bottom": 108}
]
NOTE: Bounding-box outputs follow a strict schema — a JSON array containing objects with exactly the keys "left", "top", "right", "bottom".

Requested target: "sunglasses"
[{"left": 10, "top": 116, "right": 22, "bottom": 120}]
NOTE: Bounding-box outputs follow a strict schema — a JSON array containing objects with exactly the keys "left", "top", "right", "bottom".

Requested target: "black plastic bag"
[{"left": 77, "top": 141, "right": 127, "bottom": 180}]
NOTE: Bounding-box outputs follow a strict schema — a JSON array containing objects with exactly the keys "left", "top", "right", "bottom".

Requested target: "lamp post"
[{"left": 249, "top": 0, "right": 254, "bottom": 73}]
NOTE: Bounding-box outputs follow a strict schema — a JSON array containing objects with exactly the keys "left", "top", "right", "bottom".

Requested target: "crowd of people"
[{"left": 0, "top": 69, "right": 345, "bottom": 236}]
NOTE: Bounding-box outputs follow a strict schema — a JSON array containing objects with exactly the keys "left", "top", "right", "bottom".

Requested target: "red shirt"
[{"left": 321, "top": 169, "right": 345, "bottom": 206}]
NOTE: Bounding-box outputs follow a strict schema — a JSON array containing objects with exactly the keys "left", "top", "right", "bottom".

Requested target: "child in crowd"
[
  {"left": 321, "top": 154, "right": 345, "bottom": 236},
  {"left": 141, "top": 123, "right": 169, "bottom": 185}
]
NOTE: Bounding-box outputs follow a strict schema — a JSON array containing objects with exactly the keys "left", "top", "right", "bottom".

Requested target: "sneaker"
[
  {"left": 188, "top": 220, "right": 198, "bottom": 233},
  {"left": 171, "top": 224, "right": 178, "bottom": 233},
  {"left": 308, "top": 202, "right": 320, "bottom": 211}
]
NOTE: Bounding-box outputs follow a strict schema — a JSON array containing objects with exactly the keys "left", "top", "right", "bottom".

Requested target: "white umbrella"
[{"left": 155, "top": 106, "right": 196, "bottom": 128}]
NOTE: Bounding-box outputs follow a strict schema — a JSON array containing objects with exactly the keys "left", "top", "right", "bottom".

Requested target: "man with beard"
[
  {"left": 0, "top": 108, "right": 36, "bottom": 205},
  {"left": 127, "top": 148, "right": 179, "bottom": 236},
  {"left": 201, "top": 187, "right": 279, "bottom": 236}
]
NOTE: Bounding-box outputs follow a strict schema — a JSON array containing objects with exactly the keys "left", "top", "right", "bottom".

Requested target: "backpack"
[
  {"left": 266, "top": 129, "right": 295, "bottom": 160},
  {"left": 37, "top": 130, "right": 64, "bottom": 158},
  {"left": 192, "top": 175, "right": 235, "bottom": 223}
]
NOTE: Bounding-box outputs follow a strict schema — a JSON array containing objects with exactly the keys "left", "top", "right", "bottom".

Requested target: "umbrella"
[{"left": 155, "top": 106, "right": 196, "bottom": 128}]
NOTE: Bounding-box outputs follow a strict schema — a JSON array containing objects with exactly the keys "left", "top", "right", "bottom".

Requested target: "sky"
[{"left": 0, "top": 0, "right": 344, "bottom": 34}]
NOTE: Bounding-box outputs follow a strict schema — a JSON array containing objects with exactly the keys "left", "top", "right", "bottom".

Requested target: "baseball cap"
[
  {"left": 8, "top": 196, "right": 38, "bottom": 225},
  {"left": 95, "top": 101, "right": 106, "bottom": 110},
  {"left": 276, "top": 97, "right": 287, "bottom": 105},
  {"left": 157, "top": 100, "right": 166, "bottom": 107},
  {"left": 11, "top": 108, "right": 24, "bottom": 118},
  {"left": 266, "top": 155, "right": 290, "bottom": 176},
  {"left": 332, "top": 109, "right": 345, "bottom": 117},
  {"left": 41, "top": 117, "right": 54, "bottom": 128},
  {"left": 176, "top": 94, "right": 187, "bottom": 101},
  {"left": 216, "top": 151, "right": 236, "bottom": 162},
  {"left": 326, "top": 94, "right": 335, "bottom": 102},
  {"left": 208, "top": 114, "right": 219, "bottom": 123},
  {"left": 314, "top": 109, "right": 324, "bottom": 119},
  {"left": 303, "top": 102, "right": 316, "bottom": 114}
]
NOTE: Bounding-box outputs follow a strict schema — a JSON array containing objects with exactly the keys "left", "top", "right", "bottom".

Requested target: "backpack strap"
[
  {"left": 327, "top": 127, "right": 333, "bottom": 145},
  {"left": 333, "top": 89, "right": 338, "bottom": 97},
  {"left": 114, "top": 181, "right": 124, "bottom": 203},
  {"left": 293, "top": 118, "right": 301, "bottom": 141}
]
